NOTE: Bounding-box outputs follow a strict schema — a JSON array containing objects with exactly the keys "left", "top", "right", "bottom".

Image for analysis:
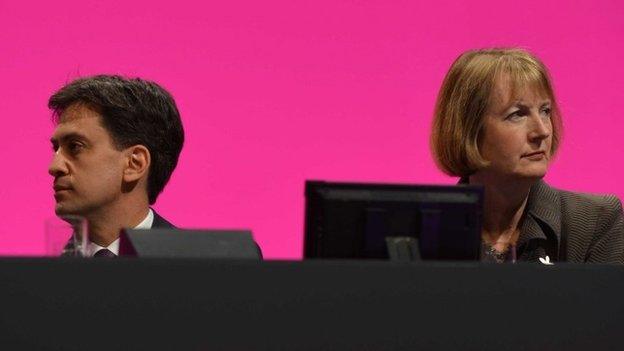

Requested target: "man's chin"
[{"left": 54, "top": 203, "right": 81, "bottom": 216}]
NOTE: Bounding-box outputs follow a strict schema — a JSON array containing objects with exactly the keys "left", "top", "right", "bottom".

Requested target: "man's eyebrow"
[{"left": 50, "top": 132, "right": 89, "bottom": 144}]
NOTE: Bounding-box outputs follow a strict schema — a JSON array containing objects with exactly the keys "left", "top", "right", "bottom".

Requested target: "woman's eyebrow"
[
  {"left": 509, "top": 99, "right": 551, "bottom": 109},
  {"left": 506, "top": 101, "right": 527, "bottom": 110}
]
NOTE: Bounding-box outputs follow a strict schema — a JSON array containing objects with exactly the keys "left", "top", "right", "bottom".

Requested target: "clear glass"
[{"left": 45, "top": 215, "right": 88, "bottom": 257}]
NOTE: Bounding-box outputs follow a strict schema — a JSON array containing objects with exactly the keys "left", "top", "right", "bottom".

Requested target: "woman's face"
[{"left": 477, "top": 77, "right": 553, "bottom": 181}]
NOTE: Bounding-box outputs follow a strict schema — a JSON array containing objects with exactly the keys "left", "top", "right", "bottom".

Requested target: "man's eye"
[{"left": 68, "top": 142, "right": 84, "bottom": 153}]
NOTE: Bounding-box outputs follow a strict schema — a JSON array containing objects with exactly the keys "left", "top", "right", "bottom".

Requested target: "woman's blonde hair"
[{"left": 430, "top": 48, "right": 562, "bottom": 177}]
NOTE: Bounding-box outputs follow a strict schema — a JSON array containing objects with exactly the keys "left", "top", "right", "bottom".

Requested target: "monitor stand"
[{"left": 385, "top": 237, "right": 421, "bottom": 262}]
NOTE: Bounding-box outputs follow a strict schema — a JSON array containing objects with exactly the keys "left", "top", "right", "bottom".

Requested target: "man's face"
[{"left": 49, "top": 104, "right": 127, "bottom": 216}]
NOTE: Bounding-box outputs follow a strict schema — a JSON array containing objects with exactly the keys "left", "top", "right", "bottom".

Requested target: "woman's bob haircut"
[{"left": 430, "top": 48, "right": 562, "bottom": 177}]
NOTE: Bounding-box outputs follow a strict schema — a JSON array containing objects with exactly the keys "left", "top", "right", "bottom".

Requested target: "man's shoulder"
[{"left": 152, "top": 210, "right": 176, "bottom": 229}]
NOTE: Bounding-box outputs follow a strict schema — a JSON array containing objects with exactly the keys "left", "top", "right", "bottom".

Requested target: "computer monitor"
[{"left": 304, "top": 180, "right": 483, "bottom": 261}]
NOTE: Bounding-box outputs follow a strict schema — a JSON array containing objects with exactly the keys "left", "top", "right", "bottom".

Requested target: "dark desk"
[{"left": 0, "top": 259, "right": 622, "bottom": 350}]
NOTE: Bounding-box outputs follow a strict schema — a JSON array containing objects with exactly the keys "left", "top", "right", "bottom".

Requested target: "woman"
[{"left": 430, "top": 48, "right": 623, "bottom": 263}]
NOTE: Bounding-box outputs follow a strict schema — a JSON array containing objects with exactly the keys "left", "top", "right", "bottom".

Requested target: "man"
[{"left": 48, "top": 75, "right": 184, "bottom": 257}]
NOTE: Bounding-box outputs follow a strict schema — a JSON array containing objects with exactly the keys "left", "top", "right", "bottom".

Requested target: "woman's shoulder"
[
  {"left": 543, "top": 183, "right": 623, "bottom": 214},
  {"left": 529, "top": 180, "right": 622, "bottom": 219},
  {"left": 537, "top": 181, "right": 624, "bottom": 263}
]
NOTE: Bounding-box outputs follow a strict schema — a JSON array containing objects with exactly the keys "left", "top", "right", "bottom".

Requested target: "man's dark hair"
[{"left": 48, "top": 75, "right": 185, "bottom": 204}]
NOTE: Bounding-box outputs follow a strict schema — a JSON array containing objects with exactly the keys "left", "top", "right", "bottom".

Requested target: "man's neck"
[{"left": 85, "top": 199, "right": 150, "bottom": 247}]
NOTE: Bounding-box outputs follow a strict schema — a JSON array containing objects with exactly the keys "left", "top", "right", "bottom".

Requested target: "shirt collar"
[
  {"left": 87, "top": 208, "right": 154, "bottom": 256},
  {"left": 458, "top": 177, "right": 561, "bottom": 252},
  {"left": 134, "top": 208, "right": 154, "bottom": 230},
  {"left": 518, "top": 180, "right": 561, "bottom": 247}
]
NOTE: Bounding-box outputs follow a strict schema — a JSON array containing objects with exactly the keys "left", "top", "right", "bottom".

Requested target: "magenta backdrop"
[{"left": 1, "top": 1, "right": 622, "bottom": 258}]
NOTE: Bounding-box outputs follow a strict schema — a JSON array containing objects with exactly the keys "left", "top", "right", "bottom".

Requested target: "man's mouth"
[{"left": 53, "top": 184, "right": 72, "bottom": 193}]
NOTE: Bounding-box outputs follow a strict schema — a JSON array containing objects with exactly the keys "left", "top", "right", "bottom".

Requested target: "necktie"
[{"left": 93, "top": 249, "right": 117, "bottom": 258}]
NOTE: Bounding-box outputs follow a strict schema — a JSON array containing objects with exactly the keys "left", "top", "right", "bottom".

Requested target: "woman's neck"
[{"left": 468, "top": 173, "right": 534, "bottom": 243}]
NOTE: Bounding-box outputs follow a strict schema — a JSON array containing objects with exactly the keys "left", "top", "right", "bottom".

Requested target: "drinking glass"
[{"left": 45, "top": 215, "right": 88, "bottom": 257}]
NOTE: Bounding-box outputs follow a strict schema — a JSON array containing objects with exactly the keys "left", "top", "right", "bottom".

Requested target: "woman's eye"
[
  {"left": 506, "top": 111, "right": 524, "bottom": 120},
  {"left": 541, "top": 107, "right": 552, "bottom": 116}
]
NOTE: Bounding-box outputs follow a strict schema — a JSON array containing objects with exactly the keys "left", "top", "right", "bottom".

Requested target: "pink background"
[{"left": 1, "top": 0, "right": 622, "bottom": 258}]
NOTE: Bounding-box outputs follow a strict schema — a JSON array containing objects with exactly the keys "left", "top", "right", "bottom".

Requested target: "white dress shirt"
[{"left": 87, "top": 209, "right": 154, "bottom": 257}]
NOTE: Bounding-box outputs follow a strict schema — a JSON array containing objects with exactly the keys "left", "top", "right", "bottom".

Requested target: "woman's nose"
[{"left": 528, "top": 113, "right": 551, "bottom": 141}]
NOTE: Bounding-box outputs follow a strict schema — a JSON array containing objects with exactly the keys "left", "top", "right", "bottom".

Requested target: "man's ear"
[{"left": 123, "top": 145, "right": 150, "bottom": 183}]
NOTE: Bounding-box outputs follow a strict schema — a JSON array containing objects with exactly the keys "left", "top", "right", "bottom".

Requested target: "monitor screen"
[{"left": 304, "top": 180, "right": 483, "bottom": 261}]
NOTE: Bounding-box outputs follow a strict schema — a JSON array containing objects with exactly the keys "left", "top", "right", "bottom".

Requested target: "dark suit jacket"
[
  {"left": 63, "top": 209, "right": 263, "bottom": 258},
  {"left": 61, "top": 209, "right": 173, "bottom": 256},
  {"left": 152, "top": 209, "right": 263, "bottom": 258},
  {"left": 518, "top": 181, "right": 624, "bottom": 264},
  {"left": 152, "top": 210, "right": 175, "bottom": 229}
]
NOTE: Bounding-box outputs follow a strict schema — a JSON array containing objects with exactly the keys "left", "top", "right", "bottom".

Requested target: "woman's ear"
[{"left": 123, "top": 145, "right": 151, "bottom": 183}]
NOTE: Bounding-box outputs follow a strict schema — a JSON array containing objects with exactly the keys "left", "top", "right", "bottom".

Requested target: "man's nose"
[{"left": 48, "top": 150, "right": 69, "bottom": 177}]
